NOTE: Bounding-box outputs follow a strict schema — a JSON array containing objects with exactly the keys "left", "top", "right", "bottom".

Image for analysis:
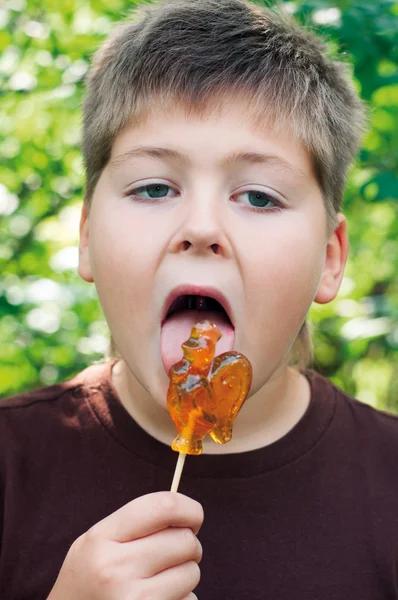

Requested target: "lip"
[{"left": 161, "top": 284, "right": 235, "bottom": 327}]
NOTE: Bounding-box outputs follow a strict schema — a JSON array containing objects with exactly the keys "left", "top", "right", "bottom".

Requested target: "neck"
[{"left": 111, "top": 359, "right": 310, "bottom": 454}]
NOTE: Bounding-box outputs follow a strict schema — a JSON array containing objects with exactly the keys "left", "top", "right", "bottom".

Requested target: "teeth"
[
  {"left": 165, "top": 294, "right": 219, "bottom": 320},
  {"left": 185, "top": 295, "right": 210, "bottom": 310},
  {"left": 195, "top": 296, "right": 208, "bottom": 310}
]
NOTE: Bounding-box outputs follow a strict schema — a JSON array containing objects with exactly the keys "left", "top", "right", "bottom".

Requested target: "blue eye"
[
  {"left": 127, "top": 183, "right": 172, "bottom": 200},
  {"left": 235, "top": 190, "right": 283, "bottom": 212},
  {"left": 125, "top": 183, "right": 284, "bottom": 213}
]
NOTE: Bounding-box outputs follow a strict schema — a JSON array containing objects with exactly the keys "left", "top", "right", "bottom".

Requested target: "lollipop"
[{"left": 167, "top": 320, "right": 252, "bottom": 491}]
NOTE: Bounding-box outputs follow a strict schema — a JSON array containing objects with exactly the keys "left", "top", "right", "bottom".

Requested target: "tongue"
[{"left": 161, "top": 309, "right": 235, "bottom": 375}]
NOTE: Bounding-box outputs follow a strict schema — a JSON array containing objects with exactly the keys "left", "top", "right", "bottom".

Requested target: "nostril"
[{"left": 181, "top": 241, "right": 219, "bottom": 253}]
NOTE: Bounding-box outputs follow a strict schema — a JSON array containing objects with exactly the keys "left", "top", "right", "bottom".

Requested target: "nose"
[{"left": 170, "top": 191, "right": 231, "bottom": 257}]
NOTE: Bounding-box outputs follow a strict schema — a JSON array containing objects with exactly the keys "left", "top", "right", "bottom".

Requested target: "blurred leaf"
[{"left": 1, "top": 0, "right": 397, "bottom": 411}]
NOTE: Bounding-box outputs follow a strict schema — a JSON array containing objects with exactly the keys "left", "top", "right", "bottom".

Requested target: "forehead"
[
  {"left": 110, "top": 94, "right": 314, "bottom": 182},
  {"left": 116, "top": 91, "right": 293, "bottom": 141}
]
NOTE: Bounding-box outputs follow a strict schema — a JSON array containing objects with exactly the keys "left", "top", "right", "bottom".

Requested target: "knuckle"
[
  {"left": 185, "top": 560, "right": 200, "bottom": 589},
  {"left": 180, "top": 527, "right": 198, "bottom": 552},
  {"left": 153, "top": 493, "right": 204, "bottom": 530},
  {"left": 157, "top": 491, "right": 180, "bottom": 515},
  {"left": 186, "top": 560, "right": 201, "bottom": 588},
  {"left": 89, "top": 549, "right": 110, "bottom": 579},
  {"left": 196, "top": 502, "right": 205, "bottom": 526},
  {"left": 95, "top": 563, "right": 118, "bottom": 588},
  {"left": 196, "top": 538, "right": 203, "bottom": 563},
  {"left": 80, "top": 539, "right": 116, "bottom": 585},
  {"left": 84, "top": 523, "right": 102, "bottom": 546},
  {"left": 68, "top": 530, "right": 93, "bottom": 560},
  {"left": 68, "top": 534, "right": 83, "bottom": 557}
]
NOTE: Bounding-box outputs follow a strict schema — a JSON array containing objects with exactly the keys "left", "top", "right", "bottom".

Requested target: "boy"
[{"left": 1, "top": 0, "right": 397, "bottom": 598}]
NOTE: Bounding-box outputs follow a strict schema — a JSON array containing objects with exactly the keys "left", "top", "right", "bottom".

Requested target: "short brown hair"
[{"left": 83, "top": 0, "right": 366, "bottom": 371}]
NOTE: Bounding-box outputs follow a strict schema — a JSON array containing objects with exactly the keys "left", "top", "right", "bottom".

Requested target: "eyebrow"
[{"left": 109, "top": 145, "right": 308, "bottom": 182}]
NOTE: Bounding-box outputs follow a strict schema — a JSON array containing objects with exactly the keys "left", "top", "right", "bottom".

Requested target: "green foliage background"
[{"left": 1, "top": 0, "right": 397, "bottom": 409}]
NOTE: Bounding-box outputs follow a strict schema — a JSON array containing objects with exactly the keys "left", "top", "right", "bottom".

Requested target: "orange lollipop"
[{"left": 167, "top": 320, "right": 252, "bottom": 491}]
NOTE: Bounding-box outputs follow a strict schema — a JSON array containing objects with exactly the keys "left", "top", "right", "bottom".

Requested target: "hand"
[{"left": 47, "top": 491, "right": 203, "bottom": 600}]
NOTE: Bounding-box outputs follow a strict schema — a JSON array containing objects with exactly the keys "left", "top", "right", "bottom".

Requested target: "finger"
[
  {"left": 127, "top": 526, "right": 202, "bottom": 578},
  {"left": 142, "top": 561, "right": 201, "bottom": 600},
  {"left": 181, "top": 594, "right": 198, "bottom": 600},
  {"left": 91, "top": 492, "right": 204, "bottom": 542}
]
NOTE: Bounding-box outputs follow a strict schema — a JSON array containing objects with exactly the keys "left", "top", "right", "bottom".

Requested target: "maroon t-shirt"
[{"left": 1, "top": 361, "right": 397, "bottom": 599}]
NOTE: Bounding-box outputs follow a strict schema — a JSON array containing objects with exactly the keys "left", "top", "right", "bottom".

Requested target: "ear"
[
  {"left": 314, "top": 213, "right": 349, "bottom": 304},
  {"left": 77, "top": 203, "right": 94, "bottom": 283}
]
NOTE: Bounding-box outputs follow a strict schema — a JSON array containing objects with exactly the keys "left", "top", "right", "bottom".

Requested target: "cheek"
[
  {"left": 237, "top": 214, "right": 325, "bottom": 363},
  {"left": 90, "top": 196, "right": 169, "bottom": 275},
  {"left": 88, "top": 206, "right": 162, "bottom": 328},
  {"left": 243, "top": 211, "right": 325, "bottom": 297}
]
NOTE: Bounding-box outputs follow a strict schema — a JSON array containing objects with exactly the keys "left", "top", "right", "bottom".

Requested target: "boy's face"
[{"left": 79, "top": 97, "right": 346, "bottom": 407}]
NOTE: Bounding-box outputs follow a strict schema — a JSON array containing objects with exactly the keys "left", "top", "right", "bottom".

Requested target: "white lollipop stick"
[{"left": 170, "top": 452, "right": 187, "bottom": 492}]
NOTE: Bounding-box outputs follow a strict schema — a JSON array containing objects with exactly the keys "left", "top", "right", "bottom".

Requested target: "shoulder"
[
  {"left": 0, "top": 361, "right": 116, "bottom": 484},
  {"left": 0, "top": 362, "right": 114, "bottom": 445},
  {"left": 1, "top": 362, "right": 103, "bottom": 409},
  {"left": 0, "top": 361, "right": 113, "bottom": 410},
  {"left": 306, "top": 368, "right": 398, "bottom": 457},
  {"left": 0, "top": 378, "right": 82, "bottom": 411},
  {"left": 306, "top": 367, "right": 398, "bottom": 422}
]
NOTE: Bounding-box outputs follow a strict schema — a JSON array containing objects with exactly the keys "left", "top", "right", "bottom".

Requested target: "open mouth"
[
  {"left": 165, "top": 294, "right": 232, "bottom": 324},
  {"left": 160, "top": 292, "right": 235, "bottom": 374}
]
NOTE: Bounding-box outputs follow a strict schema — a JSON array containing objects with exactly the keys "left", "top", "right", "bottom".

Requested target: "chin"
[{"left": 144, "top": 364, "right": 171, "bottom": 409}]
